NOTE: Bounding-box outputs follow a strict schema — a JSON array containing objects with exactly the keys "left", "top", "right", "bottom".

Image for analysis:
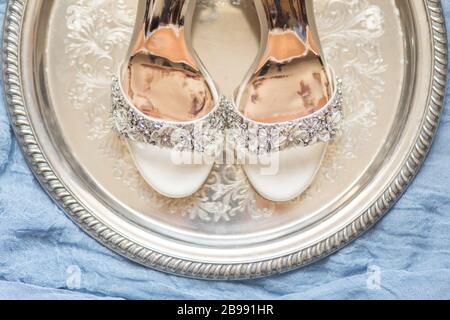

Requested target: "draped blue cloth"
[{"left": 0, "top": 1, "right": 449, "bottom": 300}]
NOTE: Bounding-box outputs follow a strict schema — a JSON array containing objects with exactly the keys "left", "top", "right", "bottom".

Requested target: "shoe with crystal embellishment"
[
  {"left": 111, "top": 0, "right": 224, "bottom": 198},
  {"left": 229, "top": 0, "right": 344, "bottom": 202}
]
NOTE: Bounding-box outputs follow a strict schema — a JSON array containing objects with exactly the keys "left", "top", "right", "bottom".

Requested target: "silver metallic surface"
[{"left": 2, "top": 0, "right": 447, "bottom": 279}]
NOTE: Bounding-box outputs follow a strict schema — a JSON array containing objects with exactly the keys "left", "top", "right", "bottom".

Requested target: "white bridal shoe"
[
  {"left": 229, "top": 0, "right": 344, "bottom": 202},
  {"left": 111, "top": 0, "right": 224, "bottom": 198}
]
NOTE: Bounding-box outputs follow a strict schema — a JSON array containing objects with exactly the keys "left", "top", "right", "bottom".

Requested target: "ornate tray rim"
[{"left": 2, "top": 0, "right": 447, "bottom": 280}]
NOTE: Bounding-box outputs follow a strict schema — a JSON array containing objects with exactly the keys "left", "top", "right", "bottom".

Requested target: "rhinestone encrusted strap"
[
  {"left": 226, "top": 78, "right": 344, "bottom": 154},
  {"left": 111, "top": 76, "right": 226, "bottom": 153}
]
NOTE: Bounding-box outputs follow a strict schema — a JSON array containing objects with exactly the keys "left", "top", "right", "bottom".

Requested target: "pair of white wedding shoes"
[{"left": 111, "top": 0, "right": 343, "bottom": 202}]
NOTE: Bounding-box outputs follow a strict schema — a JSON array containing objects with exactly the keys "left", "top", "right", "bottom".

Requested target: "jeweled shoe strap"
[
  {"left": 111, "top": 74, "right": 343, "bottom": 154},
  {"left": 111, "top": 76, "right": 226, "bottom": 153},
  {"left": 226, "top": 78, "right": 344, "bottom": 154}
]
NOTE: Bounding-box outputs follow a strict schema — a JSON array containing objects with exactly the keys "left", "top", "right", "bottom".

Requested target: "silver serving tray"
[{"left": 2, "top": 0, "right": 447, "bottom": 279}]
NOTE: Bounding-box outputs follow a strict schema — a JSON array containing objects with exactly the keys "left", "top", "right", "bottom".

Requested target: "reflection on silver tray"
[{"left": 2, "top": 0, "right": 447, "bottom": 279}]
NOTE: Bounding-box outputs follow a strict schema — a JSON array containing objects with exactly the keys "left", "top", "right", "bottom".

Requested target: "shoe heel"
[
  {"left": 256, "top": 0, "right": 326, "bottom": 65},
  {"left": 127, "top": 0, "right": 193, "bottom": 60},
  {"left": 142, "top": 0, "right": 190, "bottom": 34}
]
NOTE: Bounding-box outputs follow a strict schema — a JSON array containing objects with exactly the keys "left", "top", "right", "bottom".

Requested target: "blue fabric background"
[{"left": 0, "top": 1, "right": 449, "bottom": 300}]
